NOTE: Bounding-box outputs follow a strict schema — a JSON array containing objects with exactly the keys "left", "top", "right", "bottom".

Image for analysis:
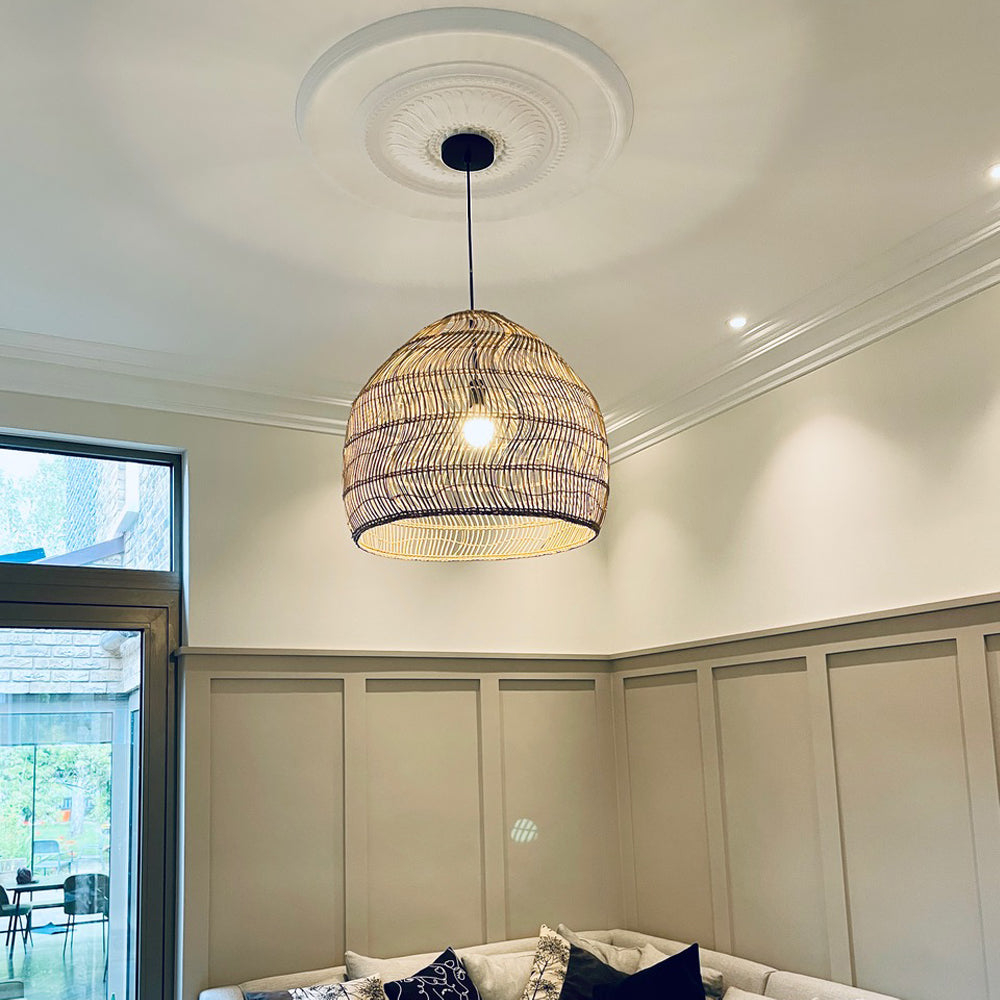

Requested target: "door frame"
[{"left": 0, "top": 563, "right": 180, "bottom": 1000}]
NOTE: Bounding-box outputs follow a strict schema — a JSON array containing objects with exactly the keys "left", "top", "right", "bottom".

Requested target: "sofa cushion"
[
  {"left": 607, "top": 931, "right": 774, "bottom": 996},
  {"left": 763, "top": 971, "right": 900, "bottom": 1000},
  {"left": 239, "top": 968, "right": 347, "bottom": 995},
  {"left": 593, "top": 944, "right": 705, "bottom": 1000},
  {"left": 520, "top": 925, "right": 570, "bottom": 1000},
  {"left": 380, "top": 949, "right": 480, "bottom": 1000},
  {"left": 557, "top": 927, "right": 642, "bottom": 974},
  {"left": 462, "top": 952, "right": 534, "bottom": 1000},
  {"left": 245, "top": 974, "right": 385, "bottom": 1000},
  {"left": 347, "top": 940, "right": 546, "bottom": 984},
  {"left": 724, "top": 989, "right": 768, "bottom": 1000}
]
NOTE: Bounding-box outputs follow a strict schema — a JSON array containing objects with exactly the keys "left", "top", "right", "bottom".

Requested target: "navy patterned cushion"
[{"left": 383, "top": 949, "right": 482, "bottom": 1000}]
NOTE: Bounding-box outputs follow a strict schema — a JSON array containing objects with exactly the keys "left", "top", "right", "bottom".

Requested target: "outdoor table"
[{"left": 2, "top": 880, "right": 66, "bottom": 946}]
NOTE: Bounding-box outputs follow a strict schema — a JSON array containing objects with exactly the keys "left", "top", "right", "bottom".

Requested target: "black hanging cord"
[{"left": 465, "top": 154, "right": 475, "bottom": 312}]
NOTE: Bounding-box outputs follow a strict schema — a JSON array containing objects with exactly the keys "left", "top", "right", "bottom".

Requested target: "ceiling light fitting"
[
  {"left": 342, "top": 130, "right": 610, "bottom": 561},
  {"left": 728, "top": 315, "right": 748, "bottom": 331}
]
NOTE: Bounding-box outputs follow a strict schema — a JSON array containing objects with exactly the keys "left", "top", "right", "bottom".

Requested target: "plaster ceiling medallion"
[{"left": 296, "top": 8, "right": 633, "bottom": 219}]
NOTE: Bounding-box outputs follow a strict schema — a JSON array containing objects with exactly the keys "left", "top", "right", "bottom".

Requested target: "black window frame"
[
  {"left": 0, "top": 432, "right": 183, "bottom": 575},
  {"left": 0, "top": 432, "right": 182, "bottom": 1000}
]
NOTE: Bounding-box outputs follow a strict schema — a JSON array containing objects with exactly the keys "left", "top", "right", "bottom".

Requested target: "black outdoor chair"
[
  {"left": 0, "top": 887, "right": 31, "bottom": 950},
  {"left": 62, "top": 873, "right": 109, "bottom": 957}
]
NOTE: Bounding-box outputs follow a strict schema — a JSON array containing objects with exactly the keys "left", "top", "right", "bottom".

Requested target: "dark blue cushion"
[
  {"left": 592, "top": 944, "right": 706, "bottom": 1000},
  {"left": 560, "top": 946, "right": 629, "bottom": 1000},
  {"left": 383, "top": 949, "right": 481, "bottom": 1000}
]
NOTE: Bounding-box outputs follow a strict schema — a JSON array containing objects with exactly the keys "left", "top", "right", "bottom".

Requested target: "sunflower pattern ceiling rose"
[{"left": 295, "top": 7, "right": 634, "bottom": 220}]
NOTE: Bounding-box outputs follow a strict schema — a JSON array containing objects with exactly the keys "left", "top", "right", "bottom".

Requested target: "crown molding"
[
  {"left": 2, "top": 193, "right": 999, "bottom": 454},
  {"left": 0, "top": 327, "right": 353, "bottom": 435},
  {"left": 605, "top": 191, "right": 1000, "bottom": 462}
]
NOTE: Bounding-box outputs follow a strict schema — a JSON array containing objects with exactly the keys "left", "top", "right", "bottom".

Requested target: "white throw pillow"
[
  {"left": 344, "top": 951, "right": 443, "bottom": 983},
  {"left": 244, "top": 974, "right": 386, "bottom": 1000},
  {"left": 555, "top": 926, "right": 642, "bottom": 974},
  {"left": 463, "top": 952, "right": 535, "bottom": 1000}
]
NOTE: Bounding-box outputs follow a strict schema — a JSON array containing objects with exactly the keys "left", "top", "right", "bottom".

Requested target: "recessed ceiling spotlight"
[
  {"left": 728, "top": 315, "right": 748, "bottom": 331},
  {"left": 988, "top": 163, "right": 1000, "bottom": 182}
]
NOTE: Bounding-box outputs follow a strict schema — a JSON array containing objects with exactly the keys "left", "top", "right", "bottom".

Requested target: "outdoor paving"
[{"left": 2, "top": 919, "right": 119, "bottom": 1000}]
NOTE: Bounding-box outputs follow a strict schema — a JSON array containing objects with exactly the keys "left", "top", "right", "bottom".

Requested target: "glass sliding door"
[{"left": 0, "top": 627, "right": 144, "bottom": 1000}]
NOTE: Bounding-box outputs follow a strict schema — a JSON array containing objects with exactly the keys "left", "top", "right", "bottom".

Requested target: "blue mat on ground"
[{"left": 32, "top": 923, "right": 66, "bottom": 935}]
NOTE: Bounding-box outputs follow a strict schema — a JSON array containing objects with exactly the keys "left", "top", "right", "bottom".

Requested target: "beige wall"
[
  {"left": 606, "top": 282, "right": 1000, "bottom": 654},
  {"left": 0, "top": 391, "right": 609, "bottom": 655},
  {"left": 613, "top": 603, "right": 1000, "bottom": 1000},
  {"left": 180, "top": 656, "right": 622, "bottom": 999}
]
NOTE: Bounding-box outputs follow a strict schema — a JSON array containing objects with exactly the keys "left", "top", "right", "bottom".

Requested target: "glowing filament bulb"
[
  {"left": 463, "top": 414, "right": 495, "bottom": 448},
  {"left": 462, "top": 375, "right": 494, "bottom": 448}
]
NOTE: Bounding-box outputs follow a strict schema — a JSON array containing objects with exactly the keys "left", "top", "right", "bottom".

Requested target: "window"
[
  {"left": 0, "top": 434, "right": 180, "bottom": 1000},
  {"left": 0, "top": 439, "right": 176, "bottom": 572}
]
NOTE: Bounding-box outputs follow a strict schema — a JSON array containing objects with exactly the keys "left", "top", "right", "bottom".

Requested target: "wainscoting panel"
[
  {"left": 181, "top": 599, "right": 1000, "bottom": 1000},
  {"left": 987, "top": 635, "right": 1000, "bottom": 780},
  {"left": 622, "top": 671, "right": 714, "bottom": 946},
  {"left": 613, "top": 599, "right": 1000, "bottom": 1000},
  {"left": 714, "top": 660, "right": 828, "bottom": 978},
  {"left": 207, "top": 678, "right": 345, "bottom": 986},
  {"left": 365, "top": 678, "right": 485, "bottom": 956},
  {"left": 181, "top": 655, "right": 615, "bottom": 996},
  {"left": 828, "top": 642, "right": 988, "bottom": 1000},
  {"left": 499, "top": 680, "right": 609, "bottom": 937}
]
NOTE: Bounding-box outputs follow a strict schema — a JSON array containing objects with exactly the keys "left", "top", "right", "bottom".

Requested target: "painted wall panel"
[
  {"left": 365, "top": 679, "right": 484, "bottom": 956},
  {"left": 208, "top": 678, "right": 345, "bottom": 985},
  {"left": 829, "top": 643, "right": 988, "bottom": 1000},
  {"left": 623, "top": 672, "right": 714, "bottom": 945},
  {"left": 499, "top": 680, "right": 610, "bottom": 937},
  {"left": 714, "top": 660, "right": 828, "bottom": 977},
  {"left": 987, "top": 636, "right": 1000, "bottom": 783}
]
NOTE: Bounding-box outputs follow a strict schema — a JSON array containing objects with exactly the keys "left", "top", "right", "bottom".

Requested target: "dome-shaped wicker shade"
[{"left": 343, "top": 309, "right": 609, "bottom": 560}]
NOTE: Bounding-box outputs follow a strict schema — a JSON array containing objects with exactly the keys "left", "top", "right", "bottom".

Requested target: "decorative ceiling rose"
[
  {"left": 342, "top": 131, "right": 610, "bottom": 561},
  {"left": 296, "top": 7, "right": 633, "bottom": 220}
]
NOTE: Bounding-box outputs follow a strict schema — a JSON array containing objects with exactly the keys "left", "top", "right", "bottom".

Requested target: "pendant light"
[{"left": 342, "top": 132, "right": 609, "bottom": 561}]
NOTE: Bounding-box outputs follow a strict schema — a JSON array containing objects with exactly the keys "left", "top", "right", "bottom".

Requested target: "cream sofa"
[{"left": 198, "top": 929, "right": 902, "bottom": 1000}]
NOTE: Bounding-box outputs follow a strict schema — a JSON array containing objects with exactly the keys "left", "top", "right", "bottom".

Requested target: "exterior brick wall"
[
  {"left": 63, "top": 455, "right": 171, "bottom": 570},
  {"left": 0, "top": 628, "right": 140, "bottom": 695},
  {"left": 124, "top": 464, "right": 172, "bottom": 571}
]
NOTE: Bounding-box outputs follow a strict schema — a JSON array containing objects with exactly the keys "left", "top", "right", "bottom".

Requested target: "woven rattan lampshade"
[{"left": 343, "top": 309, "right": 609, "bottom": 560}]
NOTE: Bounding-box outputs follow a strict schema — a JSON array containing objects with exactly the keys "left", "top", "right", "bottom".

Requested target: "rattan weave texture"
[{"left": 342, "top": 309, "right": 609, "bottom": 560}]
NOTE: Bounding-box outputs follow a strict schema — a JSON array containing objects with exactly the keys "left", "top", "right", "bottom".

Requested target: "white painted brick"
[
  {"left": 44, "top": 659, "right": 77, "bottom": 671},
  {"left": 55, "top": 671, "right": 89, "bottom": 683},
  {"left": 28, "top": 681, "right": 61, "bottom": 694}
]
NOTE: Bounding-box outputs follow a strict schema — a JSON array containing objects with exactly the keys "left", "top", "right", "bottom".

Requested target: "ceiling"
[{"left": 1, "top": 0, "right": 999, "bottom": 459}]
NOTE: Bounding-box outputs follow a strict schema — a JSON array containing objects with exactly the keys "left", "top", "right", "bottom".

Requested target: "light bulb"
[{"left": 462, "top": 415, "right": 495, "bottom": 448}]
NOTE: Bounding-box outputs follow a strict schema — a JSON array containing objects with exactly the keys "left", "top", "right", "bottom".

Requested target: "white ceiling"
[{"left": 1, "top": 0, "right": 999, "bottom": 459}]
